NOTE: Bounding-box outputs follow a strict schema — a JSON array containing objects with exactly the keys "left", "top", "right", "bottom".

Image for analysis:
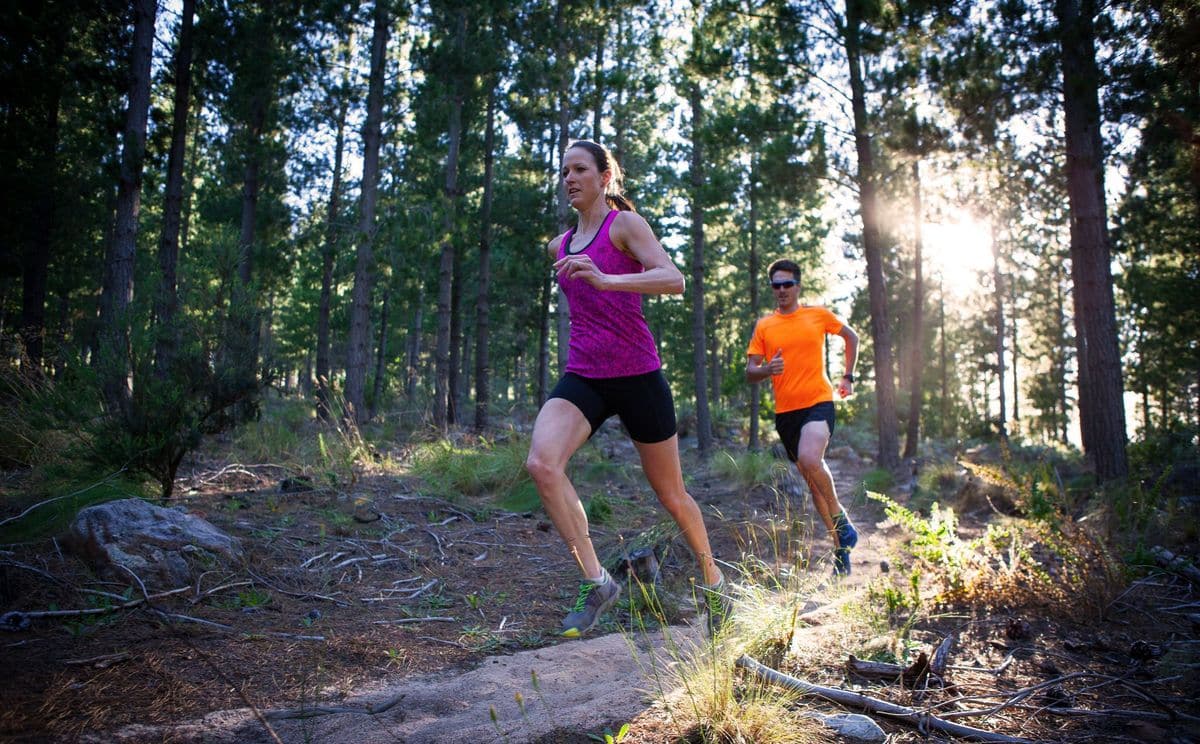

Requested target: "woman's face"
[{"left": 561, "top": 147, "right": 610, "bottom": 210}]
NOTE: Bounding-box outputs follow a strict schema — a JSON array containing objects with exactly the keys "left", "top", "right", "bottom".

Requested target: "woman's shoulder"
[{"left": 547, "top": 231, "right": 569, "bottom": 257}]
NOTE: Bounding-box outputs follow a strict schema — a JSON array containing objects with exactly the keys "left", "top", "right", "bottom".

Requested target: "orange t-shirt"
[{"left": 747, "top": 306, "right": 845, "bottom": 413}]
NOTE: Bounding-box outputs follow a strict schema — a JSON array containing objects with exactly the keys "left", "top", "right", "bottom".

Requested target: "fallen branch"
[
  {"left": 736, "top": 654, "right": 1032, "bottom": 743},
  {"left": 371, "top": 616, "right": 456, "bottom": 625},
  {"left": 846, "top": 652, "right": 930, "bottom": 686},
  {"left": 2, "top": 586, "right": 190, "bottom": 623}
]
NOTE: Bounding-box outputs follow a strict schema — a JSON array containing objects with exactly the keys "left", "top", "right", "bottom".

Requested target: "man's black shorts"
[
  {"left": 549, "top": 370, "right": 677, "bottom": 444},
  {"left": 774, "top": 401, "right": 836, "bottom": 462}
]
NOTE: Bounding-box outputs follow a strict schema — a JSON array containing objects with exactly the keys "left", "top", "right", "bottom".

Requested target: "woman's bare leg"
[
  {"left": 525, "top": 398, "right": 602, "bottom": 578},
  {"left": 633, "top": 435, "right": 722, "bottom": 586}
]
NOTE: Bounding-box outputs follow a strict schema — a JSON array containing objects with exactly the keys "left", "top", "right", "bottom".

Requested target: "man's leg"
[{"left": 794, "top": 419, "right": 858, "bottom": 574}]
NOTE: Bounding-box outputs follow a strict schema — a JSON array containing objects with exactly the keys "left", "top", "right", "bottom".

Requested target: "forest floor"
[{"left": 1, "top": 414, "right": 1198, "bottom": 743}]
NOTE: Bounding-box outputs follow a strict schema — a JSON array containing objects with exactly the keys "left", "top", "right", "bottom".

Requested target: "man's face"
[{"left": 770, "top": 270, "right": 799, "bottom": 309}]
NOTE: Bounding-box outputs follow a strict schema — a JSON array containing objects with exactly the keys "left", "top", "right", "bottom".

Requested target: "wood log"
[
  {"left": 846, "top": 651, "right": 930, "bottom": 687},
  {"left": 736, "top": 654, "right": 1033, "bottom": 743},
  {"left": 931, "top": 635, "right": 955, "bottom": 678}
]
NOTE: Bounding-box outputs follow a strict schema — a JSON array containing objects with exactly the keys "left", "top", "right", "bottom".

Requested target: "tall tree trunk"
[
  {"left": 316, "top": 46, "right": 352, "bottom": 422},
  {"left": 688, "top": 83, "right": 713, "bottom": 456},
  {"left": 591, "top": 4, "right": 605, "bottom": 141},
  {"left": 369, "top": 288, "right": 389, "bottom": 419},
  {"left": 904, "top": 161, "right": 925, "bottom": 458},
  {"left": 97, "top": 0, "right": 156, "bottom": 416},
  {"left": 991, "top": 221, "right": 1007, "bottom": 439},
  {"left": 154, "top": 0, "right": 195, "bottom": 382},
  {"left": 406, "top": 286, "right": 423, "bottom": 402},
  {"left": 1010, "top": 280, "right": 1019, "bottom": 423},
  {"left": 448, "top": 239, "right": 463, "bottom": 425},
  {"left": 474, "top": 86, "right": 497, "bottom": 432},
  {"left": 226, "top": 87, "right": 267, "bottom": 414},
  {"left": 748, "top": 159, "right": 761, "bottom": 450},
  {"left": 554, "top": 1, "right": 572, "bottom": 372},
  {"left": 537, "top": 271, "right": 551, "bottom": 406},
  {"left": 434, "top": 11, "right": 466, "bottom": 430},
  {"left": 1057, "top": 0, "right": 1128, "bottom": 480},
  {"left": 1056, "top": 278, "right": 1071, "bottom": 445},
  {"left": 346, "top": 0, "right": 389, "bottom": 425},
  {"left": 940, "top": 275, "right": 949, "bottom": 439},
  {"left": 844, "top": 6, "right": 900, "bottom": 469},
  {"left": 21, "top": 83, "right": 59, "bottom": 375}
]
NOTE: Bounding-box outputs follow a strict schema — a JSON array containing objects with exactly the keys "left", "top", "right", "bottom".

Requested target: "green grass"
[
  {"left": 409, "top": 436, "right": 532, "bottom": 501},
  {"left": 0, "top": 464, "right": 152, "bottom": 543},
  {"left": 710, "top": 448, "right": 789, "bottom": 490}
]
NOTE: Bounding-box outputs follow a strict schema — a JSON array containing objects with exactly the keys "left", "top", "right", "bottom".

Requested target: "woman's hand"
[{"left": 554, "top": 254, "right": 609, "bottom": 289}]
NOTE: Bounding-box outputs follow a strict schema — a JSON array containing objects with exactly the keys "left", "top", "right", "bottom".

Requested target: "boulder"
[
  {"left": 805, "top": 712, "right": 886, "bottom": 742},
  {"left": 68, "top": 498, "right": 242, "bottom": 591}
]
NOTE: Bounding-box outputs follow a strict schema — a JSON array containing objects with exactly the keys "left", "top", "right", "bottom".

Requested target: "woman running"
[{"left": 525, "top": 140, "right": 730, "bottom": 638}]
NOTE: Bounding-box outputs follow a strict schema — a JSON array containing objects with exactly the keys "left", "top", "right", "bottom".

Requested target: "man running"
[{"left": 746, "top": 259, "right": 862, "bottom": 575}]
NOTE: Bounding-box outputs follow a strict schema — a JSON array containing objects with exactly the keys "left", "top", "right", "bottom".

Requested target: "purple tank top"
[{"left": 557, "top": 210, "right": 662, "bottom": 378}]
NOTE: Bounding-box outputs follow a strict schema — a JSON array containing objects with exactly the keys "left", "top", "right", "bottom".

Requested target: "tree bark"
[
  {"left": 688, "top": 84, "right": 714, "bottom": 456},
  {"left": 20, "top": 83, "right": 59, "bottom": 375},
  {"left": 346, "top": 0, "right": 389, "bottom": 425},
  {"left": 844, "top": 6, "right": 900, "bottom": 469},
  {"left": 97, "top": 0, "right": 156, "bottom": 416},
  {"left": 554, "top": 0, "right": 572, "bottom": 373},
  {"left": 434, "top": 11, "right": 465, "bottom": 430},
  {"left": 369, "top": 288, "right": 389, "bottom": 420},
  {"left": 1057, "top": 0, "right": 1128, "bottom": 480},
  {"left": 316, "top": 45, "right": 352, "bottom": 422},
  {"left": 154, "top": 0, "right": 196, "bottom": 382},
  {"left": 748, "top": 158, "right": 761, "bottom": 451},
  {"left": 405, "top": 286, "right": 423, "bottom": 402},
  {"left": 991, "top": 221, "right": 1008, "bottom": 439},
  {"left": 904, "top": 161, "right": 925, "bottom": 458},
  {"left": 474, "top": 86, "right": 497, "bottom": 432}
]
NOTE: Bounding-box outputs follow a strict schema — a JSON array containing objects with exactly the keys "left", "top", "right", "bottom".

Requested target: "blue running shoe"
[{"left": 833, "top": 547, "right": 852, "bottom": 577}]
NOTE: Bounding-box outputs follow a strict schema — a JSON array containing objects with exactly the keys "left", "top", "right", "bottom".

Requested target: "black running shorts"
[
  {"left": 549, "top": 369, "right": 677, "bottom": 444},
  {"left": 774, "top": 401, "right": 836, "bottom": 462}
]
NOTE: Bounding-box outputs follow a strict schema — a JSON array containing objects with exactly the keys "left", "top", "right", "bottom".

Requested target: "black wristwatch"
[{"left": 843, "top": 374, "right": 855, "bottom": 383}]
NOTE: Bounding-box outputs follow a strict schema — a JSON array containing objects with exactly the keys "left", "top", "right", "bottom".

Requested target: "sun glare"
[{"left": 922, "top": 215, "right": 994, "bottom": 296}]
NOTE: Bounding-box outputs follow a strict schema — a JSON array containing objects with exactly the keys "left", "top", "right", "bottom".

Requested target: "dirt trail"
[
  {"left": 92, "top": 626, "right": 707, "bottom": 743},
  {"left": 84, "top": 453, "right": 881, "bottom": 744}
]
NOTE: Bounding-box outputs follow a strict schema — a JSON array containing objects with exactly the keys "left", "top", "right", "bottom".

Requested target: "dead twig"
[
  {"left": 371, "top": 616, "right": 456, "bottom": 625},
  {"left": 114, "top": 565, "right": 286, "bottom": 744},
  {"left": 736, "top": 654, "right": 1033, "bottom": 743}
]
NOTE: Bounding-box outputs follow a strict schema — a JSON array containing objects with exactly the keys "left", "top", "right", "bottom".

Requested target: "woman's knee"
[
  {"left": 525, "top": 450, "right": 563, "bottom": 486},
  {"left": 654, "top": 487, "right": 696, "bottom": 516}
]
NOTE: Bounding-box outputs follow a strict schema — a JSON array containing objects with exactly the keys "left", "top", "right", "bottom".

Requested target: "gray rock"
[
  {"left": 805, "top": 712, "right": 886, "bottom": 742},
  {"left": 68, "top": 498, "right": 242, "bottom": 590}
]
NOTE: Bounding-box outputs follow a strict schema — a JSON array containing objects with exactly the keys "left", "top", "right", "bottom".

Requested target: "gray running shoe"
[
  {"left": 560, "top": 573, "right": 621, "bottom": 638},
  {"left": 700, "top": 577, "right": 733, "bottom": 638}
]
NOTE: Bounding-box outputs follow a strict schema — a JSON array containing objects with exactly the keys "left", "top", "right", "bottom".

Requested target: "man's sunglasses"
[{"left": 770, "top": 280, "right": 797, "bottom": 289}]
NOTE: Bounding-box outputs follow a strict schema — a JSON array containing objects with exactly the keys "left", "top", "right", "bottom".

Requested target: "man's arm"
[
  {"left": 747, "top": 350, "right": 784, "bottom": 383},
  {"left": 835, "top": 325, "right": 859, "bottom": 398}
]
